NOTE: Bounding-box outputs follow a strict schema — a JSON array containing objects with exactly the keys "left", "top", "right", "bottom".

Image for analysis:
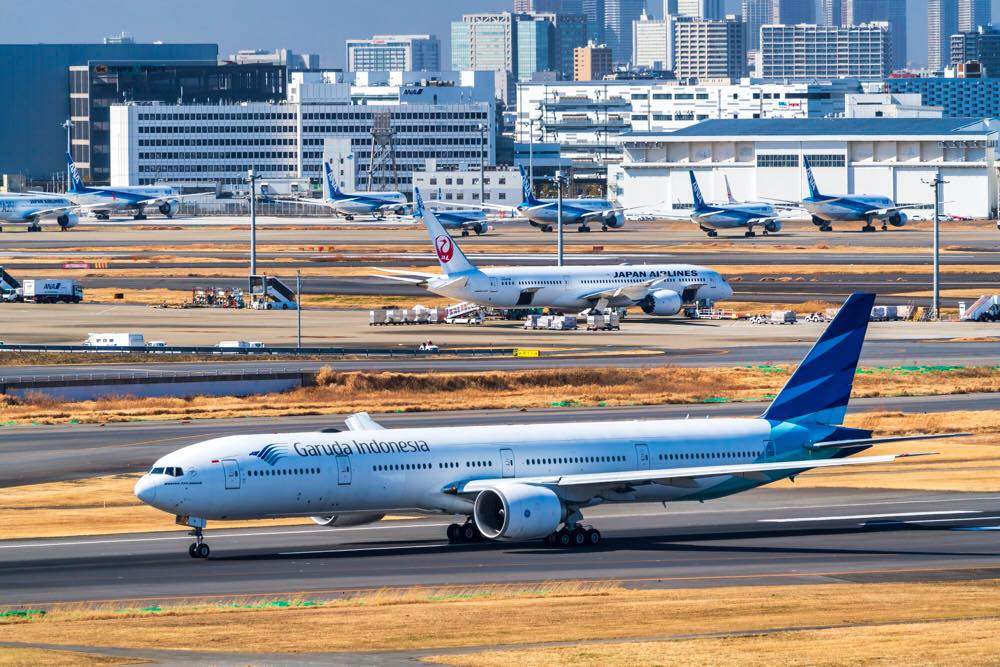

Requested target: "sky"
[{"left": 3, "top": 0, "right": 1000, "bottom": 69}]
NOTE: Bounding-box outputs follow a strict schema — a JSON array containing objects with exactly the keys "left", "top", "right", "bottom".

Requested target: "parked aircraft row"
[{"left": 135, "top": 290, "right": 962, "bottom": 557}]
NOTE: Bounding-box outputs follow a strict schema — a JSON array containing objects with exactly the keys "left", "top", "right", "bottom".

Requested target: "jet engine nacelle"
[
  {"left": 57, "top": 212, "right": 79, "bottom": 229},
  {"left": 639, "top": 289, "right": 683, "bottom": 316},
  {"left": 473, "top": 483, "right": 564, "bottom": 541},
  {"left": 310, "top": 512, "right": 385, "bottom": 527},
  {"left": 888, "top": 212, "right": 907, "bottom": 227},
  {"left": 602, "top": 210, "right": 626, "bottom": 228},
  {"left": 764, "top": 219, "right": 782, "bottom": 233},
  {"left": 158, "top": 200, "right": 178, "bottom": 218},
  {"left": 474, "top": 222, "right": 489, "bottom": 235}
]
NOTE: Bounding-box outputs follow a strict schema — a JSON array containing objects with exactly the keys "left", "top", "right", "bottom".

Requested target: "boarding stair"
[
  {"left": 960, "top": 295, "right": 1000, "bottom": 322},
  {"left": 248, "top": 274, "right": 298, "bottom": 310},
  {"left": 445, "top": 301, "right": 482, "bottom": 323}
]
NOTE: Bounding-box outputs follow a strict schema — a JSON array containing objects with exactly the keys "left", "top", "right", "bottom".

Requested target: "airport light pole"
[
  {"left": 247, "top": 169, "right": 258, "bottom": 276},
  {"left": 296, "top": 270, "right": 302, "bottom": 349},
  {"left": 478, "top": 123, "right": 486, "bottom": 206},
  {"left": 924, "top": 174, "right": 947, "bottom": 320},
  {"left": 554, "top": 170, "right": 565, "bottom": 267}
]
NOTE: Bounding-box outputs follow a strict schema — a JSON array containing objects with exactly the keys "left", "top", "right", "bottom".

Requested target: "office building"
[
  {"left": 0, "top": 41, "right": 217, "bottom": 181},
  {"left": 633, "top": 10, "right": 672, "bottom": 69},
  {"left": 573, "top": 41, "right": 614, "bottom": 79},
  {"left": 842, "top": 92, "right": 943, "bottom": 118},
  {"left": 227, "top": 48, "right": 320, "bottom": 70},
  {"left": 677, "top": 0, "right": 724, "bottom": 19},
  {"left": 411, "top": 158, "right": 521, "bottom": 204},
  {"left": 929, "top": 0, "right": 959, "bottom": 71},
  {"left": 516, "top": 15, "right": 555, "bottom": 81},
  {"left": 611, "top": 118, "right": 998, "bottom": 219},
  {"left": 514, "top": 0, "right": 562, "bottom": 10},
  {"left": 663, "top": 0, "right": 678, "bottom": 15},
  {"left": 844, "top": 0, "right": 906, "bottom": 70},
  {"left": 533, "top": 12, "right": 589, "bottom": 79},
  {"left": 741, "top": 0, "right": 771, "bottom": 52},
  {"left": 109, "top": 70, "right": 495, "bottom": 193},
  {"left": 758, "top": 23, "right": 890, "bottom": 81},
  {"left": 885, "top": 76, "right": 1000, "bottom": 116},
  {"left": 604, "top": 0, "right": 647, "bottom": 65},
  {"left": 959, "top": 0, "right": 991, "bottom": 31},
  {"left": 69, "top": 62, "right": 285, "bottom": 184},
  {"left": 770, "top": 0, "right": 815, "bottom": 24},
  {"left": 583, "top": 0, "right": 606, "bottom": 43},
  {"left": 673, "top": 16, "right": 748, "bottom": 81},
  {"left": 516, "top": 79, "right": 859, "bottom": 165},
  {"left": 452, "top": 12, "right": 518, "bottom": 100},
  {"left": 950, "top": 25, "right": 1000, "bottom": 76},
  {"left": 345, "top": 35, "right": 441, "bottom": 72},
  {"left": 821, "top": 0, "right": 845, "bottom": 25}
]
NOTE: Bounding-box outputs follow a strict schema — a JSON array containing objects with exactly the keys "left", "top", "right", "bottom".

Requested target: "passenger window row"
[
  {"left": 249, "top": 467, "right": 319, "bottom": 477},
  {"left": 526, "top": 455, "right": 626, "bottom": 466},
  {"left": 658, "top": 451, "right": 761, "bottom": 462},
  {"left": 373, "top": 463, "right": 433, "bottom": 471}
]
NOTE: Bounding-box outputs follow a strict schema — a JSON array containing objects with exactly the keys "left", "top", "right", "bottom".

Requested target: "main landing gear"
[
  {"left": 544, "top": 526, "right": 601, "bottom": 548},
  {"left": 447, "top": 519, "right": 483, "bottom": 543},
  {"left": 577, "top": 225, "right": 591, "bottom": 233},
  {"left": 187, "top": 525, "right": 210, "bottom": 559}
]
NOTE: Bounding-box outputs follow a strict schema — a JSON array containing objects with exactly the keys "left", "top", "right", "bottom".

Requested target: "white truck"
[
  {"left": 84, "top": 332, "right": 145, "bottom": 347},
  {"left": 21, "top": 279, "right": 83, "bottom": 304}
]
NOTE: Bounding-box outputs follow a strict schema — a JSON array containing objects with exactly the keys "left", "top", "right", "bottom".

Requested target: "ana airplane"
[
  {"left": 798, "top": 156, "right": 914, "bottom": 232},
  {"left": 375, "top": 188, "right": 732, "bottom": 315},
  {"left": 62, "top": 153, "right": 209, "bottom": 220},
  {"left": 295, "top": 162, "right": 408, "bottom": 220},
  {"left": 0, "top": 194, "right": 85, "bottom": 231},
  {"left": 135, "top": 292, "right": 962, "bottom": 558},
  {"left": 688, "top": 171, "right": 782, "bottom": 238}
]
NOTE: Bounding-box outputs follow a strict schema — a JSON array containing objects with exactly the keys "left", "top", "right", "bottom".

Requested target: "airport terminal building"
[
  {"left": 109, "top": 70, "right": 496, "bottom": 193},
  {"left": 610, "top": 118, "right": 999, "bottom": 219}
]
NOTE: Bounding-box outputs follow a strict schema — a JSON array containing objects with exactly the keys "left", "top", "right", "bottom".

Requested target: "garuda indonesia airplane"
[
  {"left": 295, "top": 162, "right": 408, "bottom": 220},
  {"left": 135, "top": 291, "right": 963, "bottom": 558},
  {"left": 688, "top": 171, "right": 782, "bottom": 238}
]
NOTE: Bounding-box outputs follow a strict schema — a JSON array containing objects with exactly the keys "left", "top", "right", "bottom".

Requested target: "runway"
[
  {"left": 1, "top": 488, "right": 998, "bottom": 607},
  {"left": 2, "top": 392, "right": 997, "bottom": 486}
]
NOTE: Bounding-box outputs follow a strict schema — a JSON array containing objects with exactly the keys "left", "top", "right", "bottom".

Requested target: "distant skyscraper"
[
  {"left": 951, "top": 25, "right": 1000, "bottom": 75},
  {"left": 533, "top": 11, "right": 589, "bottom": 78},
  {"left": 821, "top": 0, "right": 845, "bottom": 25},
  {"left": 770, "top": 0, "right": 815, "bottom": 24},
  {"left": 583, "top": 0, "right": 606, "bottom": 43},
  {"left": 759, "top": 22, "right": 890, "bottom": 80},
  {"left": 516, "top": 15, "right": 554, "bottom": 80},
  {"left": 633, "top": 10, "right": 672, "bottom": 68},
  {"left": 663, "top": 0, "right": 679, "bottom": 16},
  {"left": 673, "top": 15, "right": 747, "bottom": 80},
  {"left": 845, "top": 0, "right": 906, "bottom": 70},
  {"left": 573, "top": 41, "right": 613, "bottom": 79},
  {"left": 958, "top": 0, "right": 991, "bottom": 31},
  {"left": 677, "top": 0, "right": 724, "bottom": 19},
  {"left": 604, "top": 0, "right": 646, "bottom": 65},
  {"left": 562, "top": 0, "right": 584, "bottom": 13},
  {"left": 929, "top": 0, "right": 959, "bottom": 71},
  {"left": 514, "top": 0, "right": 562, "bottom": 11},
  {"left": 742, "top": 0, "right": 771, "bottom": 50},
  {"left": 345, "top": 35, "right": 440, "bottom": 72}
]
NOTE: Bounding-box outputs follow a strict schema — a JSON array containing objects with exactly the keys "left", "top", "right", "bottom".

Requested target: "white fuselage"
[
  {"left": 135, "top": 417, "right": 783, "bottom": 521},
  {"left": 70, "top": 186, "right": 176, "bottom": 211},
  {"left": 426, "top": 264, "right": 732, "bottom": 310},
  {"left": 0, "top": 195, "right": 75, "bottom": 223},
  {"left": 692, "top": 203, "right": 778, "bottom": 230},
  {"left": 329, "top": 191, "right": 407, "bottom": 216},
  {"left": 803, "top": 195, "right": 895, "bottom": 222}
]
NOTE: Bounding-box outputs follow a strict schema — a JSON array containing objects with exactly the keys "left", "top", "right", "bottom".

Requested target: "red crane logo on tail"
[{"left": 435, "top": 235, "right": 454, "bottom": 263}]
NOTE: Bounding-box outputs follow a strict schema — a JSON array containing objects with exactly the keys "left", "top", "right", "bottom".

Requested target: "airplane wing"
[
  {"left": 873, "top": 203, "right": 934, "bottom": 215},
  {"left": 577, "top": 201, "right": 665, "bottom": 220},
  {"left": 455, "top": 452, "right": 935, "bottom": 496},
  {"left": 577, "top": 277, "right": 671, "bottom": 303},
  {"left": 25, "top": 202, "right": 108, "bottom": 219},
  {"left": 290, "top": 197, "right": 346, "bottom": 209},
  {"left": 428, "top": 200, "right": 519, "bottom": 213},
  {"left": 133, "top": 191, "right": 214, "bottom": 206},
  {"left": 345, "top": 412, "right": 385, "bottom": 431}
]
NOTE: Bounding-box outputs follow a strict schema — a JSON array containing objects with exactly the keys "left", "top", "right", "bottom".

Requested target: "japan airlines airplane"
[
  {"left": 295, "top": 162, "right": 408, "bottom": 220},
  {"left": 798, "top": 156, "right": 914, "bottom": 232},
  {"left": 135, "top": 292, "right": 961, "bottom": 558},
  {"left": 0, "top": 194, "right": 85, "bottom": 231},
  {"left": 62, "top": 153, "right": 209, "bottom": 220},
  {"left": 688, "top": 171, "right": 782, "bottom": 238},
  {"left": 375, "top": 188, "right": 732, "bottom": 315}
]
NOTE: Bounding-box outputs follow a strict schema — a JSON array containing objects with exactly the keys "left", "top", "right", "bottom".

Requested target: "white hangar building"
[{"left": 610, "top": 118, "right": 999, "bottom": 220}]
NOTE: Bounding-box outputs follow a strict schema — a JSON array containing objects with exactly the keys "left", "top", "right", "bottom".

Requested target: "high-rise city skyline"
[
  {"left": 741, "top": 0, "right": 771, "bottom": 50},
  {"left": 770, "top": 0, "right": 816, "bottom": 24},
  {"left": 677, "top": 0, "right": 725, "bottom": 19},
  {"left": 929, "top": 0, "right": 959, "bottom": 70},
  {"left": 845, "top": 0, "right": 907, "bottom": 69},
  {"left": 603, "top": 0, "right": 647, "bottom": 64},
  {"left": 821, "top": 0, "right": 845, "bottom": 25},
  {"left": 958, "top": 0, "right": 991, "bottom": 30},
  {"left": 513, "top": 0, "right": 562, "bottom": 11}
]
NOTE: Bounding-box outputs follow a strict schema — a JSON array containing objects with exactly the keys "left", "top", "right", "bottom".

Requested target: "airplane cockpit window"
[{"left": 150, "top": 467, "right": 164, "bottom": 474}]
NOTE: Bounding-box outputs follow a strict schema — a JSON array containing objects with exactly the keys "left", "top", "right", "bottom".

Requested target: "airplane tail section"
[
  {"left": 65, "top": 152, "right": 85, "bottom": 194},
  {"left": 761, "top": 292, "right": 875, "bottom": 426},
  {"left": 518, "top": 165, "right": 540, "bottom": 206},
  {"left": 414, "top": 188, "right": 478, "bottom": 275},
  {"left": 724, "top": 175, "right": 735, "bottom": 204},
  {"left": 803, "top": 156, "right": 821, "bottom": 199},
  {"left": 324, "top": 162, "right": 343, "bottom": 199},
  {"left": 689, "top": 171, "right": 707, "bottom": 212}
]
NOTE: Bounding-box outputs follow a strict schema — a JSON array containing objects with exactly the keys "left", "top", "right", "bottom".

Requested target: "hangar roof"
[{"left": 622, "top": 118, "right": 995, "bottom": 139}]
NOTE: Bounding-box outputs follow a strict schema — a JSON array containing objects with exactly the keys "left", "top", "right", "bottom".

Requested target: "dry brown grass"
[
  {"left": 427, "top": 618, "right": 1000, "bottom": 667},
  {"left": 0, "top": 647, "right": 142, "bottom": 666},
  {"left": 82, "top": 287, "right": 452, "bottom": 309},
  {"left": 3, "top": 365, "right": 999, "bottom": 426},
  {"left": 1, "top": 580, "right": 996, "bottom": 655}
]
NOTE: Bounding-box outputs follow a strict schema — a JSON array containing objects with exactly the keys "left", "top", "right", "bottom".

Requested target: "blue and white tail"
[
  {"left": 688, "top": 171, "right": 708, "bottom": 212},
  {"left": 65, "top": 152, "right": 85, "bottom": 193},
  {"left": 414, "top": 188, "right": 478, "bottom": 275},
  {"left": 803, "top": 156, "right": 821, "bottom": 199},
  {"left": 323, "top": 162, "right": 343, "bottom": 199},
  {"left": 518, "top": 165, "right": 541, "bottom": 206},
  {"left": 761, "top": 292, "right": 875, "bottom": 426}
]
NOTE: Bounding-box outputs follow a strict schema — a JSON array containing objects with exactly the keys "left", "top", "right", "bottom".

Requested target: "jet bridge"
[{"left": 248, "top": 274, "right": 298, "bottom": 310}]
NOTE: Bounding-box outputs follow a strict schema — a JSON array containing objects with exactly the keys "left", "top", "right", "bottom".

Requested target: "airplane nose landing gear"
[{"left": 188, "top": 526, "right": 210, "bottom": 558}]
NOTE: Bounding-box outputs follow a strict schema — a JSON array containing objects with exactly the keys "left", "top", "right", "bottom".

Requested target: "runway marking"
[
  {"left": 280, "top": 544, "right": 445, "bottom": 556},
  {"left": 760, "top": 510, "right": 981, "bottom": 523},
  {"left": 904, "top": 516, "right": 1000, "bottom": 524}
]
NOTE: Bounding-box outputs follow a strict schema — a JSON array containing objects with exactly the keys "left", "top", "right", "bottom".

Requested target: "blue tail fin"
[
  {"left": 324, "top": 162, "right": 342, "bottom": 199},
  {"left": 413, "top": 186, "right": 425, "bottom": 218},
  {"left": 518, "top": 165, "right": 539, "bottom": 206},
  {"left": 688, "top": 171, "right": 707, "bottom": 211},
  {"left": 761, "top": 293, "right": 875, "bottom": 425},
  {"left": 803, "top": 156, "right": 821, "bottom": 198},
  {"left": 66, "top": 152, "right": 85, "bottom": 193}
]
